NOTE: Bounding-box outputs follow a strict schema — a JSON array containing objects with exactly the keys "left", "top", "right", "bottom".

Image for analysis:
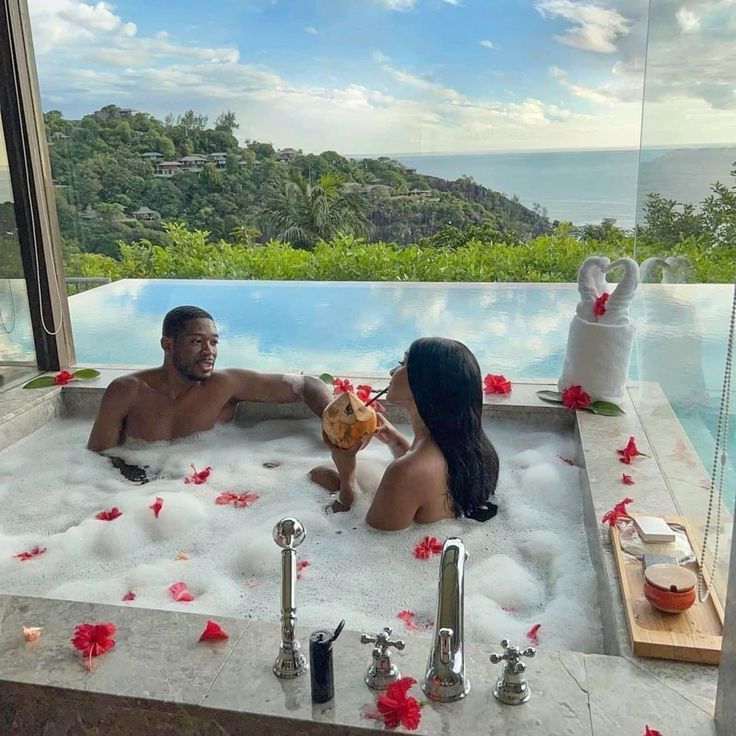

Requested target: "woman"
[{"left": 311, "top": 337, "right": 499, "bottom": 530}]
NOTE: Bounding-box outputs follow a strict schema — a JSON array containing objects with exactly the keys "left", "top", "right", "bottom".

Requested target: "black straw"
[{"left": 365, "top": 386, "right": 389, "bottom": 406}]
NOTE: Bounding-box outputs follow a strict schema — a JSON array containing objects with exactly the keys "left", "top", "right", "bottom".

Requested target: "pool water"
[{"left": 0, "top": 416, "right": 603, "bottom": 652}]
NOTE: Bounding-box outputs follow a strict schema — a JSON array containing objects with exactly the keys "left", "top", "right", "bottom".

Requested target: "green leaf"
[
  {"left": 22, "top": 376, "right": 56, "bottom": 389},
  {"left": 536, "top": 390, "right": 562, "bottom": 404},
  {"left": 319, "top": 373, "right": 334, "bottom": 385},
  {"left": 586, "top": 401, "right": 625, "bottom": 417},
  {"left": 72, "top": 368, "right": 101, "bottom": 380}
]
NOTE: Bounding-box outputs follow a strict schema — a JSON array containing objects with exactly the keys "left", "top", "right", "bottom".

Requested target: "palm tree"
[{"left": 262, "top": 170, "right": 369, "bottom": 248}]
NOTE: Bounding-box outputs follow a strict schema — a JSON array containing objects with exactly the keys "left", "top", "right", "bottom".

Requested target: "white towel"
[
  {"left": 558, "top": 257, "right": 639, "bottom": 405},
  {"left": 558, "top": 316, "right": 636, "bottom": 405}
]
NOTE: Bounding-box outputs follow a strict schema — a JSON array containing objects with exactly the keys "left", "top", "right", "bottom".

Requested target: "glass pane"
[
  {"left": 634, "top": 0, "right": 735, "bottom": 597},
  {"left": 27, "top": 0, "right": 649, "bottom": 373},
  {"left": 0, "top": 109, "right": 37, "bottom": 390}
]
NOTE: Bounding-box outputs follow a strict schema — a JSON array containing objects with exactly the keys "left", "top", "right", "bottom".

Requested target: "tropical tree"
[{"left": 261, "top": 171, "right": 369, "bottom": 248}]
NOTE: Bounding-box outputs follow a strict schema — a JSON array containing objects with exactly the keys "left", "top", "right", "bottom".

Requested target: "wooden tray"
[{"left": 610, "top": 515, "right": 724, "bottom": 664}]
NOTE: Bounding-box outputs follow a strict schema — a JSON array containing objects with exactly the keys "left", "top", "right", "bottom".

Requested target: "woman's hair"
[{"left": 407, "top": 337, "right": 499, "bottom": 521}]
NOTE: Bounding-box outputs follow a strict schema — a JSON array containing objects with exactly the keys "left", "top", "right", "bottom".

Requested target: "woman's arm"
[{"left": 365, "top": 459, "right": 421, "bottom": 531}]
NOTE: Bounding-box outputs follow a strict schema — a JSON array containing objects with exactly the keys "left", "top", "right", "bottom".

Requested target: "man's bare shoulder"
[{"left": 103, "top": 369, "right": 159, "bottom": 397}]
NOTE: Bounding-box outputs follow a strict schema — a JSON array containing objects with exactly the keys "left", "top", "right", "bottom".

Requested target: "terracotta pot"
[
  {"left": 321, "top": 392, "right": 377, "bottom": 450},
  {"left": 643, "top": 564, "right": 697, "bottom": 614}
]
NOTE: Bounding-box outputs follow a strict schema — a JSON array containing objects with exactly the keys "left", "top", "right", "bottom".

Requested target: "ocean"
[{"left": 394, "top": 146, "right": 736, "bottom": 229}]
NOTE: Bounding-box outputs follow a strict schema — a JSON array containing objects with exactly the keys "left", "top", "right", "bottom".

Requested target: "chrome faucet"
[
  {"left": 422, "top": 537, "right": 469, "bottom": 702},
  {"left": 272, "top": 517, "right": 308, "bottom": 679}
]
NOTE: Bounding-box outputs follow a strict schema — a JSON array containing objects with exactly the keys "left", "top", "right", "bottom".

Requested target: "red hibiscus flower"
[
  {"left": 376, "top": 676, "right": 422, "bottom": 731},
  {"left": 169, "top": 581, "right": 194, "bottom": 602},
  {"left": 121, "top": 591, "right": 135, "bottom": 601},
  {"left": 594, "top": 292, "right": 609, "bottom": 319},
  {"left": 621, "top": 473, "right": 635, "bottom": 485},
  {"left": 413, "top": 536, "right": 443, "bottom": 560},
  {"left": 526, "top": 623, "right": 541, "bottom": 644},
  {"left": 332, "top": 377, "right": 354, "bottom": 395},
  {"left": 184, "top": 465, "right": 212, "bottom": 484},
  {"left": 13, "top": 545, "right": 46, "bottom": 561},
  {"left": 355, "top": 384, "right": 372, "bottom": 402},
  {"left": 297, "top": 558, "right": 309, "bottom": 580},
  {"left": 617, "top": 436, "right": 647, "bottom": 465},
  {"left": 199, "top": 620, "right": 229, "bottom": 642},
  {"left": 644, "top": 727, "right": 662, "bottom": 736},
  {"left": 71, "top": 622, "right": 116, "bottom": 670},
  {"left": 53, "top": 369, "right": 74, "bottom": 386},
  {"left": 149, "top": 496, "right": 163, "bottom": 518},
  {"left": 215, "top": 491, "right": 260, "bottom": 508},
  {"left": 601, "top": 497, "right": 634, "bottom": 527},
  {"left": 483, "top": 374, "right": 512, "bottom": 395},
  {"left": 561, "top": 384, "right": 591, "bottom": 411},
  {"left": 95, "top": 507, "right": 122, "bottom": 521}
]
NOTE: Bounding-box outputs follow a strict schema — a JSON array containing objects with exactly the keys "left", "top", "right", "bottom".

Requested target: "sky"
[{"left": 25, "top": 0, "right": 736, "bottom": 154}]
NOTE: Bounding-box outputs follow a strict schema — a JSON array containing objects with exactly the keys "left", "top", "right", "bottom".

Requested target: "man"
[{"left": 87, "top": 305, "right": 331, "bottom": 452}]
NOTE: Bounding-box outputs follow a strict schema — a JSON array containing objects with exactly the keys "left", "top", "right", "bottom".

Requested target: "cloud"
[
  {"left": 372, "top": 50, "right": 462, "bottom": 101},
  {"left": 305, "top": 25, "right": 319, "bottom": 35},
  {"left": 371, "top": 0, "right": 415, "bottom": 10},
  {"left": 548, "top": 64, "right": 641, "bottom": 104},
  {"left": 675, "top": 7, "right": 700, "bottom": 32},
  {"left": 441, "top": 0, "right": 461, "bottom": 5},
  {"left": 536, "top": 0, "right": 631, "bottom": 53},
  {"left": 480, "top": 39, "right": 496, "bottom": 49},
  {"left": 29, "top": 0, "right": 136, "bottom": 53}
]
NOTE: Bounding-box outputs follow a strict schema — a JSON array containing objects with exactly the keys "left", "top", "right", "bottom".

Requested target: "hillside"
[{"left": 43, "top": 104, "right": 550, "bottom": 257}]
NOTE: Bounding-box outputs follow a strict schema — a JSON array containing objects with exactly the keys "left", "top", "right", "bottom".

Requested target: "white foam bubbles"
[{"left": 0, "top": 415, "right": 603, "bottom": 653}]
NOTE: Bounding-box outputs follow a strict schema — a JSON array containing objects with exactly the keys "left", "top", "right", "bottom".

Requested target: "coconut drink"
[{"left": 321, "top": 392, "right": 377, "bottom": 449}]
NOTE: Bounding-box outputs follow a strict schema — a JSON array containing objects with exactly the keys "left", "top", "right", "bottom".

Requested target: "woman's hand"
[
  {"left": 373, "top": 414, "right": 410, "bottom": 458},
  {"left": 322, "top": 431, "right": 369, "bottom": 510}
]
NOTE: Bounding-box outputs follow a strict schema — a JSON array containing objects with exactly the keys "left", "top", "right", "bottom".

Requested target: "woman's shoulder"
[{"left": 390, "top": 442, "right": 446, "bottom": 483}]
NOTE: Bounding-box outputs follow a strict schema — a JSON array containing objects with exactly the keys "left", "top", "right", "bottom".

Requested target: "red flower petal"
[
  {"left": 169, "top": 581, "right": 194, "bottom": 602},
  {"left": 413, "top": 536, "right": 443, "bottom": 559},
  {"left": 526, "top": 623, "right": 541, "bottom": 644},
  {"left": 121, "top": 591, "right": 136, "bottom": 601},
  {"left": 594, "top": 292, "right": 609, "bottom": 319},
  {"left": 397, "top": 609, "right": 421, "bottom": 631},
  {"left": 184, "top": 465, "right": 212, "bottom": 484},
  {"left": 296, "top": 558, "right": 309, "bottom": 580},
  {"left": 601, "top": 497, "right": 634, "bottom": 526},
  {"left": 71, "top": 622, "right": 116, "bottom": 659},
  {"left": 331, "top": 377, "right": 354, "bottom": 395},
  {"left": 617, "top": 436, "right": 647, "bottom": 465},
  {"left": 13, "top": 545, "right": 47, "bottom": 561},
  {"left": 95, "top": 507, "right": 122, "bottom": 521},
  {"left": 557, "top": 455, "right": 576, "bottom": 466},
  {"left": 561, "top": 384, "right": 591, "bottom": 411},
  {"left": 355, "top": 384, "right": 372, "bottom": 402},
  {"left": 149, "top": 496, "right": 163, "bottom": 518},
  {"left": 53, "top": 370, "right": 74, "bottom": 385},
  {"left": 621, "top": 473, "right": 635, "bottom": 485},
  {"left": 234, "top": 491, "right": 260, "bottom": 508},
  {"left": 644, "top": 727, "right": 662, "bottom": 736},
  {"left": 376, "top": 677, "right": 422, "bottom": 730},
  {"left": 483, "top": 374, "right": 512, "bottom": 395},
  {"left": 198, "top": 619, "right": 229, "bottom": 641}
]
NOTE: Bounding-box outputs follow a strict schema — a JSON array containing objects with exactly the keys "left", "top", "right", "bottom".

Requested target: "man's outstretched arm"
[
  {"left": 225, "top": 370, "right": 332, "bottom": 417},
  {"left": 87, "top": 378, "right": 134, "bottom": 452}
]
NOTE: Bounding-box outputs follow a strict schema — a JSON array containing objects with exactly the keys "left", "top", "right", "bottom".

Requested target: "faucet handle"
[
  {"left": 490, "top": 639, "right": 535, "bottom": 705},
  {"left": 490, "top": 639, "right": 535, "bottom": 672},
  {"left": 360, "top": 626, "right": 405, "bottom": 653},
  {"left": 361, "top": 627, "right": 405, "bottom": 690}
]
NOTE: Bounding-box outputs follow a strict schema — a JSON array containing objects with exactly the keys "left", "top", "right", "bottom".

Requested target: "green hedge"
[{"left": 64, "top": 223, "right": 735, "bottom": 283}]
